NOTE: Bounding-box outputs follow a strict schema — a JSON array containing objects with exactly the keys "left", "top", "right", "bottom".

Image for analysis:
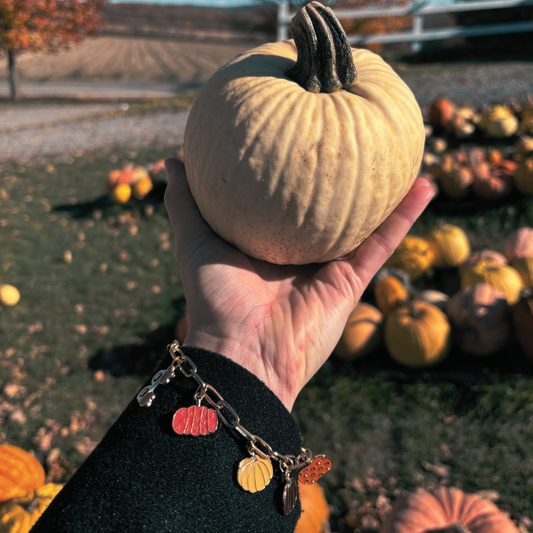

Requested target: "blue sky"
[{"left": 109, "top": 0, "right": 264, "bottom": 6}]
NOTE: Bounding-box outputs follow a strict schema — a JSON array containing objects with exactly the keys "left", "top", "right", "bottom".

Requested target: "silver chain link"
[{"left": 165, "top": 340, "right": 311, "bottom": 470}]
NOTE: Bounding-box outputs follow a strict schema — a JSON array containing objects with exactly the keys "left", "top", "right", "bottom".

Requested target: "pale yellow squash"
[{"left": 183, "top": 2, "right": 425, "bottom": 265}]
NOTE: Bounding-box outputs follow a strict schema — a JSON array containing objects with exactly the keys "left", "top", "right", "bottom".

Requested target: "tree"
[{"left": 0, "top": 0, "right": 106, "bottom": 100}]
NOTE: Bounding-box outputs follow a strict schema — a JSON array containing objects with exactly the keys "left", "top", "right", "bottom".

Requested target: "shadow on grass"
[
  {"left": 88, "top": 297, "right": 186, "bottom": 377},
  {"left": 53, "top": 184, "right": 167, "bottom": 219}
]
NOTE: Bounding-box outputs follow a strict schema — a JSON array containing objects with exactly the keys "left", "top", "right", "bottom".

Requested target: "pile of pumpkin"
[
  {"left": 106, "top": 160, "right": 168, "bottom": 205},
  {"left": 0, "top": 442, "right": 521, "bottom": 533},
  {"left": 0, "top": 444, "right": 63, "bottom": 533},
  {"left": 334, "top": 223, "right": 533, "bottom": 368},
  {"left": 426, "top": 96, "right": 533, "bottom": 141},
  {"left": 419, "top": 95, "right": 533, "bottom": 202}
]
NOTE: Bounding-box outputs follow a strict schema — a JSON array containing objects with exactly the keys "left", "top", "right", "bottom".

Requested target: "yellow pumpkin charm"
[
  {"left": 0, "top": 483, "right": 63, "bottom": 533},
  {"left": 426, "top": 223, "right": 470, "bottom": 268},
  {"left": 385, "top": 301, "right": 451, "bottom": 368},
  {"left": 237, "top": 455, "right": 273, "bottom": 493},
  {"left": 384, "top": 236, "right": 434, "bottom": 279},
  {"left": 183, "top": 2, "right": 425, "bottom": 265}
]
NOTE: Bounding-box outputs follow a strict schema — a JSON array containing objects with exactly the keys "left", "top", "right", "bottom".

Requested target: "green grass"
[{"left": 1, "top": 145, "right": 533, "bottom": 530}]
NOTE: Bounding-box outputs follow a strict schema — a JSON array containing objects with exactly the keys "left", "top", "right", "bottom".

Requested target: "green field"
[{"left": 1, "top": 142, "right": 533, "bottom": 531}]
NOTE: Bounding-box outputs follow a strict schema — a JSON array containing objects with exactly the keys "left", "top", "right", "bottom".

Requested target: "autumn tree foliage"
[{"left": 0, "top": 0, "right": 106, "bottom": 100}]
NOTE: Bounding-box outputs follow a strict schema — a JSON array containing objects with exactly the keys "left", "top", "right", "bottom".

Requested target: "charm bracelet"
[{"left": 137, "top": 340, "right": 332, "bottom": 515}]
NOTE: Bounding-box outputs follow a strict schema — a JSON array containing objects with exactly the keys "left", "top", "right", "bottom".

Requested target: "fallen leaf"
[
  {"left": 64, "top": 250, "right": 73, "bottom": 263},
  {"left": 93, "top": 370, "right": 106, "bottom": 382},
  {"left": 74, "top": 324, "right": 87, "bottom": 335},
  {"left": 9, "top": 408, "right": 26, "bottom": 425},
  {"left": 422, "top": 461, "right": 451, "bottom": 478},
  {"left": 27, "top": 321, "right": 44, "bottom": 335},
  {"left": 476, "top": 490, "right": 500, "bottom": 502},
  {"left": 3, "top": 383, "right": 26, "bottom": 399},
  {"left": 75, "top": 437, "right": 99, "bottom": 457}
]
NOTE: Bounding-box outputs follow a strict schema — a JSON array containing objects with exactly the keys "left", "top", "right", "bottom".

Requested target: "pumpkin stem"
[{"left": 287, "top": 1, "right": 357, "bottom": 94}]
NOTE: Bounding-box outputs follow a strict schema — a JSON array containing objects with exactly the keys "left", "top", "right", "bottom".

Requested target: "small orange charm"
[{"left": 298, "top": 455, "right": 332, "bottom": 485}]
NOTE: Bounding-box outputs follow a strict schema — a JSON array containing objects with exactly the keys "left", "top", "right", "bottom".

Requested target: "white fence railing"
[{"left": 277, "top": 0, "right": 533, "bottom": 53}]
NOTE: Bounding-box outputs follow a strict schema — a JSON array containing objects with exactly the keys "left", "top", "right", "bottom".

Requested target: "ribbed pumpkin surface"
[
  {"left": 184, "top": 40, "right": 424, "bottom": 265},
  {"left": 0, "top": 445, "right": 45, "bottom": 502},
  {"left": 461, "top": 260, "right": 523, "bottom": 305},
  {"left": 379, "top": 486, "right": 519, "bottom": 533},
  {"left": 294, "top": 482, "right": 330, "bottom": 533},
  {"left": 384, "top": 301, "right": 450, "bottom": 368},
  {"left": 0, "top": 483, "right": 63, "bottom": 533}
]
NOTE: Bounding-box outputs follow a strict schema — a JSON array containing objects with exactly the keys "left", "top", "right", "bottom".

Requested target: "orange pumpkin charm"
[
  {"left": 0, "top": 444, "right": 46, "bottom": 502},
  {"left": 379, "top": 486, "right": 519, "bottom": 533}
]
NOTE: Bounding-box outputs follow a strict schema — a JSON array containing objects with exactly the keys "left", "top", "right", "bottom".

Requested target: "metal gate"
[{"left": 277, "top": 0, "right": 533, "bottom": 53}]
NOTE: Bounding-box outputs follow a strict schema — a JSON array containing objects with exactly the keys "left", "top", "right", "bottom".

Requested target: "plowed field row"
[{"left": 0, "top": 37, "right": 256, "bottom": 83}]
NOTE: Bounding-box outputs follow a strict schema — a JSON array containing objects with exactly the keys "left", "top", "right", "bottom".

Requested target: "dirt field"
[{"left": 0, "top": 36, "right": 258, "bottom": 83}]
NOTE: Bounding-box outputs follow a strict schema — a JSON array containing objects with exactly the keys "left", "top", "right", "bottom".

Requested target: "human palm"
[{"left": 165, "top": 159, "right": 433, "bottom": 410}]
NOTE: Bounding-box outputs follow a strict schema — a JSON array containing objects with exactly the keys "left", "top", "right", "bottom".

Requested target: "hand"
[{"left": 164, "top": 159, "right": 434, "bottom": 411}]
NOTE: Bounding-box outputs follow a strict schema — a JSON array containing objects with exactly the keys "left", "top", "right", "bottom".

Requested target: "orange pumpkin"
[
  {"left": 384, "top": 301, "right": 451, "bottom": 368},
  {"left": 471, "top": 161, "right": 512, "bottom": 200},
  {"left": 176, "top": 313, "right": 189, "bottom": 344},
  {"left": 294, "top": 482, "right": 330, "bottom": 533},
  {"left": 334, "top": 303, "right": 383, "bottom": 359},
  {"left": 513, "top": 155, "right": 533, "bottom": 195},
  {"left": 379, "top": 486, "right": 519, "bottom": 533},
  {"left": 132, "top": 177, "right": 153, "bottom": 200},
  {"left": 512, "top": 287, "right": 533, "bottom": 362},
  {"left": 0, "top": 445, "right": 45, "bottom": 502},
  {"left": 106, "top": 168, "right": 135, "bottom": 190},
  {"left": 446, "top": 283, "right": 511, "bottom": 356},
  {"left": 504, "top": 227, "right": 533, "bottom": 261},
  {"left": 428, "top": 97, "right": 455, "bottom": 132},
  {"left": 374, "top": 276, "right": 409, "bottom": 316}
]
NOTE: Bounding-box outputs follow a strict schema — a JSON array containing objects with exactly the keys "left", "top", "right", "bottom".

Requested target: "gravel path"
[
  {"left": 400, "top": 61, "right": 533, "bottom": 109},
  {"left": 0, "top": 110, "right": 189, "bottom": 166},
  {"left": 1, "top": 62, "right": 532, "bottom": 166}
]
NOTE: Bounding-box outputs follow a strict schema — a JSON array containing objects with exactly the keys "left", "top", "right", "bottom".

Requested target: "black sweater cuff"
[{"left": 30, "top": 346, "right": 303, "bottom": 533}]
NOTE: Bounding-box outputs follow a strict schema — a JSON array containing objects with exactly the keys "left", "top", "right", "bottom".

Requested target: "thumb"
[{"left": 163, "top": 158, "right": 216, "bottom": 258}]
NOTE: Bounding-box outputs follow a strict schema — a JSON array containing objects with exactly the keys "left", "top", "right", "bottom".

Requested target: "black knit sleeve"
[{"left": 30, "top": 346, "right": 303, "bottom": 533}]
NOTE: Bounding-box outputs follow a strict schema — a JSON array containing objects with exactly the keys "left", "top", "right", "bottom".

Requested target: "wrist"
[{"left": 184, "top": 329, "right": 299, "bottom": 411}]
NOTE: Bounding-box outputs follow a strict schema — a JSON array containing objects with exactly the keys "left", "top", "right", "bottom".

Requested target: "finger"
[
  {"left": 348, "top": 178, "right": 434, "bottom": 288},
  {"left": 163, "top": 158, "right": 217, "bottom": 256}
]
